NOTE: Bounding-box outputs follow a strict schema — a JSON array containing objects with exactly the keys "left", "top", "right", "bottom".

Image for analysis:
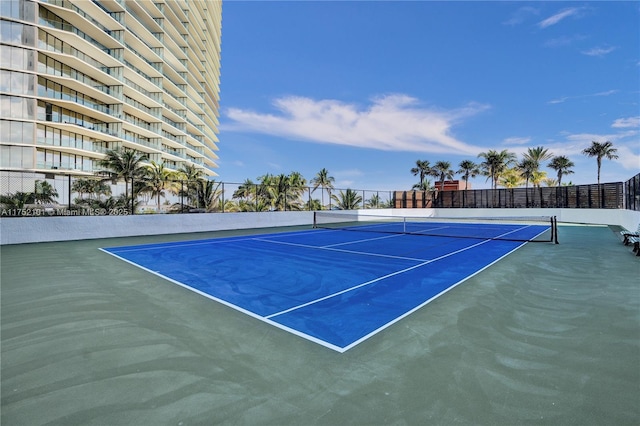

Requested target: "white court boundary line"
[
  {"left": 100, "top": 224, "right": 548, "bottom": 353},
  {"left": 253, "top": 234, "right": 431, "bottom": 262}
]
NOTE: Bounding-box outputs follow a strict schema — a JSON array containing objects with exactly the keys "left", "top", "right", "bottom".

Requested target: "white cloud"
[
  {"left": 557, "top": 131, "right": 640, "bottom": 170},
  {"left": 612, "top": 116, "right": 640, "bottom": 128},
  {"left": 615, "top": 145, "right": 640, "bottom": 170},
  {"left": 581, "top": 46, "right": 617, "bottom": 57},
  {"left": 222, "top": 94, "right": 491, "bottom": 155},
  {"left": 538, "top": 8, "right": 582, "bottom": 28},
  {"left": 543, "top": 34, "right": 588, "bottom": 48},
  {"left": 547, "top": 89, "right": 618, "bottom": 104},
  {"left": 503, "top": 6, "right": 539, "bottom": 26},
  {"left": 548, "top": 97, "right": 569, "bottom": 105},
  {"left": 594, "top": 90, "right": 619, "bottom": 97},
  {"left": 503, "top": 137, "right": 532, "bottom": 145}
]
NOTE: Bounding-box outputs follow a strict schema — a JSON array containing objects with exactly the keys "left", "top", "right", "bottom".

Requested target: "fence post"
[{"left": 180, "top": 180, "right": 184, "bottom": 212}]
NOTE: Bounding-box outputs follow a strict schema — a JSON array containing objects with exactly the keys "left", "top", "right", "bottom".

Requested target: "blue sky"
[{"left": 216, "top": 1, "right": 639, "bottom": 191}]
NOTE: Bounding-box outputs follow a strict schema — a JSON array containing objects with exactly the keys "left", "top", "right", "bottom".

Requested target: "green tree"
[
  {"left": 142, "top": 161, "right": 180, "bottom": 212},
  {"left": 258, "top": 172, "right": 307, "bottom": 211},
  {"left": 72, "top": 178, "right": 111, "bottom": 201},
  {"left": 310, "top": 168, "right": 335, "bottom": 210},
  {"left": 499, "top": 168, "right": 524, "bottom": 188},
  {"left": 288, "top": 171, "right": 308, "bottom": 207},
  {"left": 498, "top": 168, "right": 522, "bottom": 207},
  {"left": 582, "top": 141, "right": 618, "bottom": 185},
  {"left": 478, "top": 149, "right": 517, "bottom": 190},
  {"left": 366, "top": 193, "right": 382, "bottom": 209},
  {"left": 176, "top": 164, "right": 204, "bottom": 208},
  {"left": 306, "top": 198, "right": 323, "bottom": 211},
  {"left": 411, "top": 160, "right": 434, "bottom": 190},
  {"left": 197, "top": 179, "right": 223, "bottom": 212},
  {"left": 0, "top": 191, "right": 34, "bottom": 211},
  {"left": 433, "top": 161, "right": 454, "bottom": 191},
  {"left": 523, "top": 146, "right": 553, "bottom": 170},
  {"left": 32, "top": 180, "right": 58, "bottom": 204},
  {"left": 547, "top": 156, "right": 575, "bottom": 186},
  {"left": 516, "top": 158, "right": 537, "bottom": 206},
  {"left": 97, "top": 147, "right": 149, "bottom": 213},
  {"left": 331, "top": 188, "right": 363, "bottom": 210},
  {"left": 457, "top": 160, "right": 480, "bottom": 190},
  {"left": 531, "top": 170, "right": 547, "bottom": 188},
  {"left": 232, "top": 179, "right": 259, "bottom": 211}
]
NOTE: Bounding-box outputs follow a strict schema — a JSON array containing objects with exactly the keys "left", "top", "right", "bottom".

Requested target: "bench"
[
  {"left": 628, "top": 236, "right": 640, "bottom": 256},
  {"left": 620, "top": 223, "right": 640, "bottom": 256},
  {"left": 621, "top": 223, "right": 640, "bottom": 245}
]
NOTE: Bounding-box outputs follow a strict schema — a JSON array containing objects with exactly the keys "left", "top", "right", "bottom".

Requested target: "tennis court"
[
  {"left": 101, "top": 215, "right": 554, "bottom": 352},
  {"left": 2, "top": 221, "right": 639, "bottom": 425}
]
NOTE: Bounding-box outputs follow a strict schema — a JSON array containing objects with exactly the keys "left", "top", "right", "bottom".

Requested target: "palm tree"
[
  {"left": 258, "top": 172, "right": 308, "bottom": 211},
  {"left": 531, "top": 170, "right": 547, "bottom": 188},
  {"left": 411, "top": 160, "right": 434, "bottom": 190},
  {"left": 72, "top": 178, "right": 111, "bottom": 201},
  {"left": 457, "top": 160, "right": 480, "bottom": 190},
  {"left": 97, "top": 147, "right": 149, "bottom": 213},
  {"left": 197, "top": 179, "right": 223, "bottom": 212},
  {"left": 582, "top": 141, "right": 618, "bottom": 185},
  {"left": 516, "top": 158, "right": 537, "bottom": 207},
  {"left": 233, "top": 179, "right": 256, "bottom": 201},
  {"left": 177, "top": 164, "right": 204, "bottom": 207},
  {"left": 90, "top": 194, "right": 130, "bottom": 213},
  {"left": 306, "top": 198, "right": 323, "bottom": 211},
  {"left": 142, "top": 161, "right": 180, "bottom": 212},
  {"left": 499, "top": 168, "right": 524, "bottom": 188},
  {"left": 530, "top": 170, "right": 548, "bottom": 207},
  {"left": 366, "top": 193, "right": 381, "bottom": 209},
  {"left": 32, "top": 180, "right": 58, "bottom": 204},
  {"left": 433, "top": 161, "right": 454, "bottom": 191},
  {"left": 310, "top": 168, "right": 335, "bottom": 210},
  {"left": 287, "top": 171, "right": 308, "bottom": 210},
  {"left": 412, "top": 180, "right": 434, "bottom": 191},
  {"left": 331, "top": 189, "right": 363, "bottom": 210},
  {"left": 0, "top": 191, "right": 34, "bottom": 211},
  {"left": 547, "top": 156, "right": 575, "bottom": 186},
  {"left": 478, "top": 149, "right": 517, "bottom": 190},
  {"left": 523, "top": 146, "right": 553, "bottom": 169},
  {"left": 499, "top": 168, "right": 523, "bottom": 207}
]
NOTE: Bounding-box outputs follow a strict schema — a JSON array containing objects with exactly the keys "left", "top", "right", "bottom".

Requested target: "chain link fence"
[
  {"left": 0, "top": 170, "right": 394, "bottom": 217},
  {"left": 2, "top": 170, "right": 637, "bottom": 217}
]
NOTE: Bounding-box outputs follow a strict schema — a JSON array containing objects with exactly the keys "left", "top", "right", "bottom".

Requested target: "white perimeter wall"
[
  {"left": 0, "top": 212, "right": 313, "bottom": 245},
  {"left": 2, "top": 208, "right": 639, "bottom": 245}
]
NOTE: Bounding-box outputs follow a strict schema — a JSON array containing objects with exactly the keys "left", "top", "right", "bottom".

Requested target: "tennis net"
[{"left": 313, "top": 212, "right": 558, "bottom": 243}]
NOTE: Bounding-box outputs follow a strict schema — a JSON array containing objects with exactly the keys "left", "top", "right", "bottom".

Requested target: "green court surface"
[{"left": 1, "top": 225, "right": 639, "bottom": 425}]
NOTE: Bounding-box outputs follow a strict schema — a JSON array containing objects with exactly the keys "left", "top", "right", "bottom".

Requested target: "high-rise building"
[{"left": 0, "top": 0, "right": 222, "bottom": 177}]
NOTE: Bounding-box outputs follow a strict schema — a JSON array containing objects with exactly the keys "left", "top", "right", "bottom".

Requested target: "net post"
[
  {"left": 553, "top": 216, "right": 559, "bottom": 244},
  {"left": 313, "top": 211, "right": 317, "bottom": 229}
]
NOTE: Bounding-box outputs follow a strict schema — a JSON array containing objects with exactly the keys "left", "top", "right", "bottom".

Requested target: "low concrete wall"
[
  {"left": 2, "top": 208, "right": 639, "bottom": 245},
  {"left": 1, "top": 211, "right": 314, "bottom": 245}
]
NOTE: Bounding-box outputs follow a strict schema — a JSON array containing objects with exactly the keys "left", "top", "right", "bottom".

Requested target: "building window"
[{"left": 0, "top": 145, "right": 34, "bottom": 168}]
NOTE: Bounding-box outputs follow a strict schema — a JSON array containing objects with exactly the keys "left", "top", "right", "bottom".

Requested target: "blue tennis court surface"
[{"left": 101, "top": 222, "right": 549, "bottom": 352}]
